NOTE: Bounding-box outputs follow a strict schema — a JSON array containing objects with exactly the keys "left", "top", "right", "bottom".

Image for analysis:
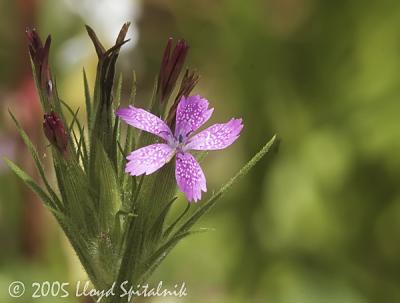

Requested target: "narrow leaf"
[
  {"left": 83, "top": 68, "right": 92, "bottom": 132},
  {"left": 5, "top": 159, "right": 56, "bottom": 210},
  {"left": 8, "top": 110, "right": 63, "bottom": 210},
  {"left": 175, "top": 135, "right": 277, "bottom": 235},
  {"left": 141, "top": 229, "right": 209, "bottom": 283},
  {"left": 163, "top": 203, "right": 191, "bottom": 239}
]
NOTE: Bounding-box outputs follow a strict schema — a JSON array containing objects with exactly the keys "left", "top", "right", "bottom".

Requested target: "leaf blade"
[
  {"left": 175, "top": 135, "right": 277, "bottom": 235},
  {"left": 4, "top": 158, "right": 56, "bottom": 210}
]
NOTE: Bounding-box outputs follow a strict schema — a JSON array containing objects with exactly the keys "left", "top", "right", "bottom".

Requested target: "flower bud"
[
  {"left": 175, "top": 69, "right": 200, "bottom": 102},
  {"left": 25, "top": 28, "right": 52, "bottom": 96},
  {"left": 43, "top": 111, "right": 68, "bottom": 154},
  {"left": 157, "top": 38, "right": 189, "bottom": 104}
]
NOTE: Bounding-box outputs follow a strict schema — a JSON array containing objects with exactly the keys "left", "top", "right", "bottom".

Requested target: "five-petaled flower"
[{"left": 116, "top": 95, "right": 243, "bottom": 202}]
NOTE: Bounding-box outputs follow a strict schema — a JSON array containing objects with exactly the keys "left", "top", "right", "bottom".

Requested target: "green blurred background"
[{"left": 1, "top": 0, "right": 400, "bottom": 302}]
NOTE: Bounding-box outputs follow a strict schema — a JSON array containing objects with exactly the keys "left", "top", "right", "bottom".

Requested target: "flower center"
[{"left": 168, "top": 134, "right": 188, "bottom": 153}]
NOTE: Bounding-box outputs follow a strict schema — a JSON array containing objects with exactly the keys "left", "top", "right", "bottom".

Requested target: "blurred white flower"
[
  {"left": 64, "top": 0, "right": 140, "bottom": 45},
  {"left": 60, "top": 0, "right": 141, "bottom": 66}
]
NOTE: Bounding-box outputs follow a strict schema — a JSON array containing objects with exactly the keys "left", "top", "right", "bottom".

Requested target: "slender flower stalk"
[{"left": 117, "top": 95, "right": 243, "bottom": 202}]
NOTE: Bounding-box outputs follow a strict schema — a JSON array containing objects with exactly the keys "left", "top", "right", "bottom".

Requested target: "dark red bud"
[
  {"left": 177, "top": 69, "right": 200, "bottom": 101},
  {"left": 43, "top": 111, "right": 68, "bottom": 154},
  {"left": 26, "top": 28, "right": 43, "bottom": 57},
  {"left": 157, "top": 38, "right": 189, "bottom": 104},
  {"left": 25, "top": 28, "right": 53, "bottom": 96}
]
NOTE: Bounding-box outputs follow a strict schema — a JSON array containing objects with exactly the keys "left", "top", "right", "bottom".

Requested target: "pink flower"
[{"left": 116, "top": 95, "right": 243, "bottom": 202}]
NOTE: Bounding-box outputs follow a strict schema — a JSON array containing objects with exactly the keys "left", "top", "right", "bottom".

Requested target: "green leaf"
[
  {"left": 4, "top": 158, "right": 56, "bottom": 210},
  {"left": 88, "top": 143, "right": 123, "bottom": 277},
  {"left": 113, "top": 72, "right": 123, "bottom": 109},
  {"left": 28, "top": 56, "right": 48, "bottom": 112},
  {"left": 55, "top": 154, "right": 98, "bottom": 237},
  {"left": 89, "top": 25, "right": 130, "bottom": 165},
  {"left": 111, "top": 73, "right": 123, "bottom": 169},
  {"left": 174, "top": 135, "right": 277, "bottom": 236},
  {"left": 85, "top": 25, "right": 106, "bottom": 58},
  {"left": 148, "top": 196, "right": 177, "bottom": 246},
  {"left": 118, "top": 71, "right": 137, "bottom": 181},
  {"left": 83, "top": 68, "right": 92, "bottom": 131},
  {"left": 8, "top": 110, "right": 63, "bottom": 210},
  {"left": 93, "top": 142, "right": 122, "bottom": 230},
  {"left": 4, "top": 159, "right": 103, "bottom": 288},
  {"left": 137, "top": 160, "right": 177, "bottom": 240},
  {"left": 56, "top": 213, "right": 107, "bottom": 289},
  {"left": 50, "top": 78, "right": 69, "bottom": 124},
  {"left": 163, "top": 203, "right": 191, "bottom": 239},
  {"left": 114, "top": 161, "right": 177, "bottom": 288},
  {"left": 60, "top": 99, "right": 89, "bottom": 167},
  {"left": 129, "top": 71, "right": 137, "bottom": 105},
  {"left": 68, "top": 106, "right": 80, "bottom": 132},
  {"left": 140, "top": 228, "right": 210, "bottom": 283}
]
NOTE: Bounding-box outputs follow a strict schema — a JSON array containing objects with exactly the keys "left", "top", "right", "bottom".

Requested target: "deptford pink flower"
[{"left": 116, "top": 95, "right": 243, "bottom": 202}]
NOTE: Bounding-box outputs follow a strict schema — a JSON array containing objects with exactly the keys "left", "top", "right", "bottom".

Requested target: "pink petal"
[
  {"left": 175, "top": 152, "right": 207, "bottom": 202},
  {"left": 185, "top": 118, "right": 243, "bottom": 151},
  {"left": 116, "top": 106, "right": 173, "bottom": 141},
  {"left": 125, "top": 144, "right": 175, "bottom": 176},
  {"left": 175, "top": 95, "right": 214, "bottom": 139}
]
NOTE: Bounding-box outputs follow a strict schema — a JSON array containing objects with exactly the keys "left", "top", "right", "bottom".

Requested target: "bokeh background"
[{"left": 1, "top": 0, "right": 400, "bottom": 302}]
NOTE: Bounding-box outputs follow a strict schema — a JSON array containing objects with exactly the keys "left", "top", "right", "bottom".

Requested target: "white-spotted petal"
[
  {"left": 116, "top": 106, "right": 173, "bottom": 141},
  {"left": 185, "top": 118, "right": 243, "bottom": 151},
  {"left": 175, "top": 95, "right": 214, "bottom": 139},
  {"left": 175, "top": 152, "right": 207, "bottom": 202},
  {"left": 125, "top": 144, "right": 175, "bottom": 176}
]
